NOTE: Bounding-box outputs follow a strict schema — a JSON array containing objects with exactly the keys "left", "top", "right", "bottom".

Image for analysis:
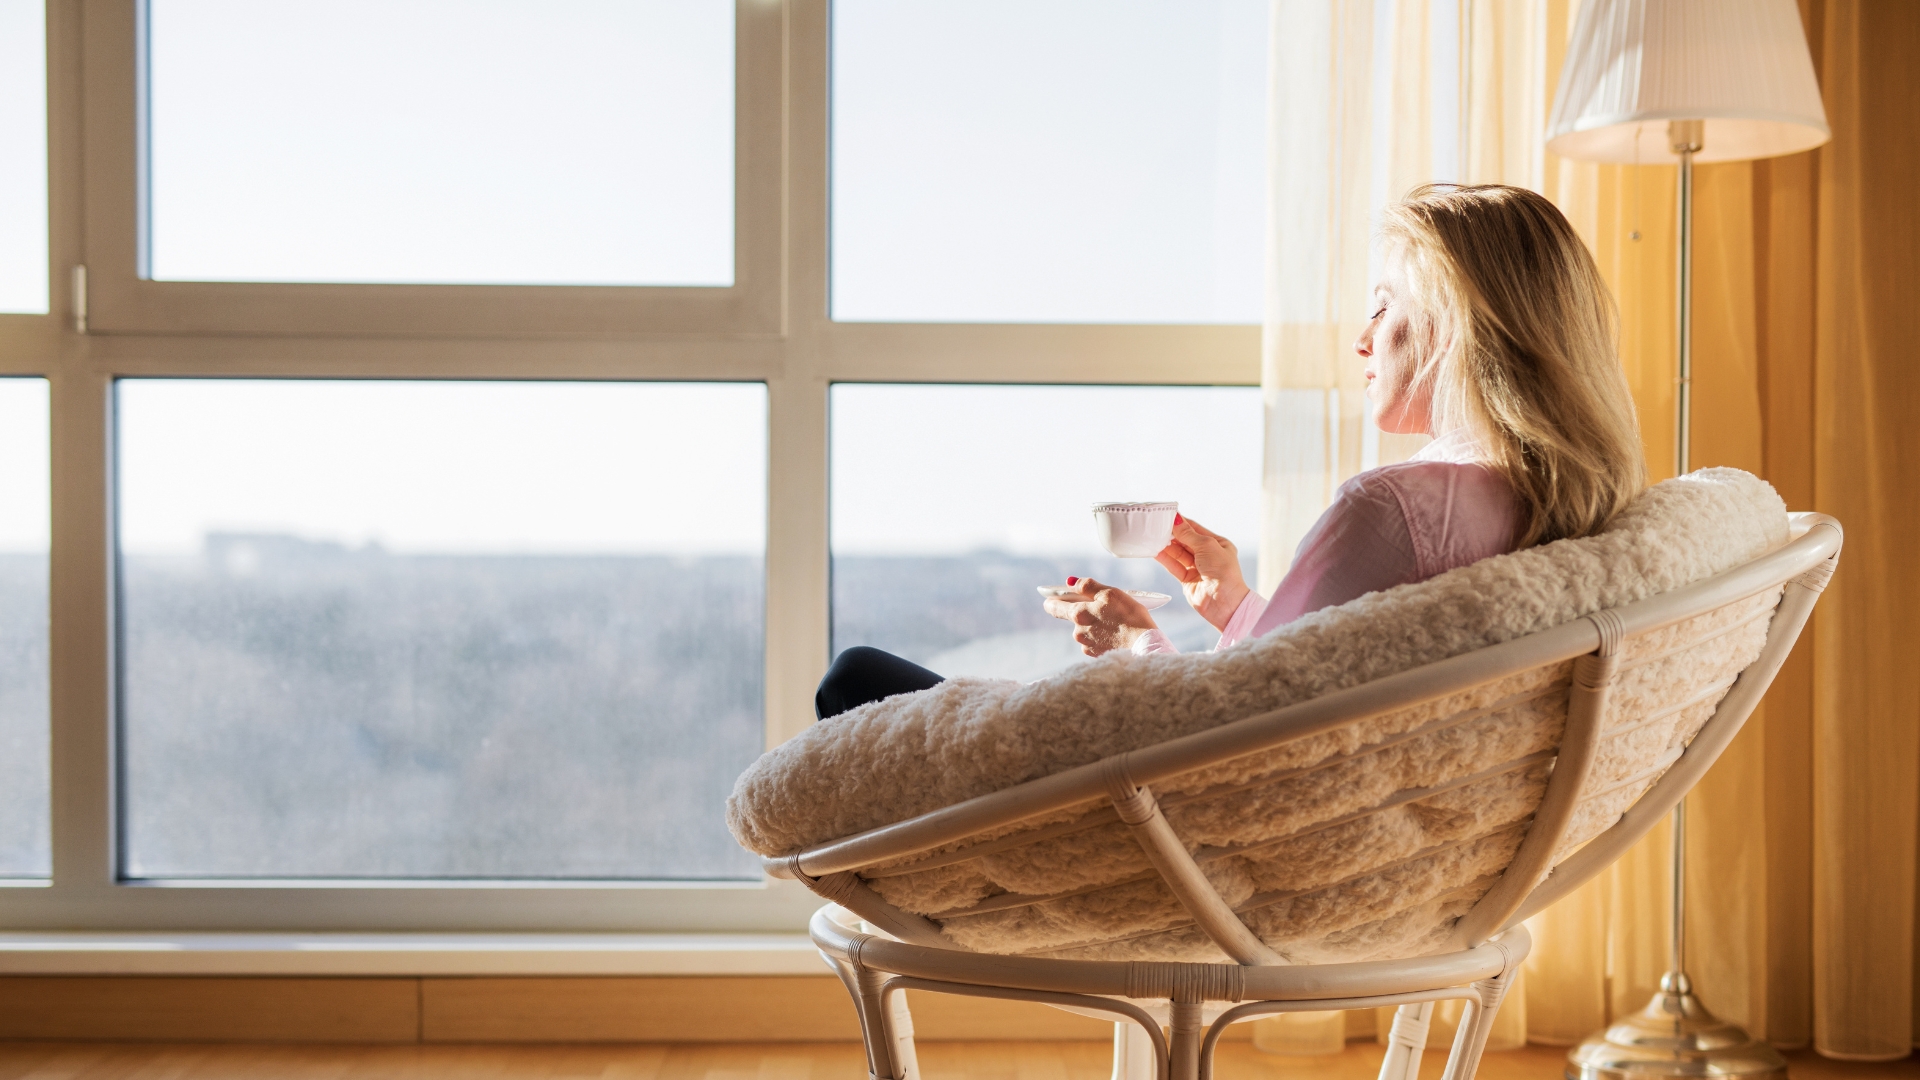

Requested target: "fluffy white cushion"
[{"left": 728, "top": 469, "right": 1789, "bottom": 963}]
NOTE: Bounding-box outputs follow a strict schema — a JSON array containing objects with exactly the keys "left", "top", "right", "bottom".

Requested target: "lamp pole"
[
  {"left": 1669, "top": 113, "right": 1698, "bottom": 1009},
  {"left": 1674, "top": 119, "right": 1698, "bottom": 480}
]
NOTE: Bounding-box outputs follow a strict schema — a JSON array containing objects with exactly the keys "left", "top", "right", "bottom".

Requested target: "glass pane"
[
  {"left": 831, "top": 0, "right": 1268, "bottom": 323},
  {"left": 0, "top": 0, "right": 48, "bottom": 313},
  {"left": 118, "top": 381, "right": 766, "bottom": 879},
  {"left": 148, "top": 1, "right": 734, "bottom": 286},
  {"left": 831, "top": 384, "right": 1261, "bottom": 682},
  {"left": 0, "top": 379, "right": 50, "bottom": 877}
]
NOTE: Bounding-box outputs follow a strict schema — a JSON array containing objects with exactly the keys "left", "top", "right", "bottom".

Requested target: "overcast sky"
[
  {"left": 833, "top": 0, "right": 1267, "bottom": 323},
  {"left": 0, "top": 0, "right": 47, "bottom": 313},
  {"left": 117, "top": 380, "right": 768, "bottom": 556},
  {"left": 146, "top": 0, "right": 734, "bottom": 286},
  {"left": 0, "top": 379, "right": 47, "bottom": 551},
  {"left": 833, "top": 384, "right": 1263, "bottom": 557}
]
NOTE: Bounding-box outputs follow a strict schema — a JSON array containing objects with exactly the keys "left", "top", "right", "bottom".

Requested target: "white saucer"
[{"left": 1036, "top": 585, "right": 1173, "bottom": 611}]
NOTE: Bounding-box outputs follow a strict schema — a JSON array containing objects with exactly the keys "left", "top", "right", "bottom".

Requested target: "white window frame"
[{"left": 0, "top": 0, "right": 1259, "bottom": 933}]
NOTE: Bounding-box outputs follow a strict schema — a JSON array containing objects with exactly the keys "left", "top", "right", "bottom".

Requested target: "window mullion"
[
  {"left": 761, "top": 0, "right": 833, "bottom": 751},
  {"left": 46, "top": 369, "right": 114, "bottom": 890},
  {"left": 762, "top": 375, "right": 830, "bottom": 750}
]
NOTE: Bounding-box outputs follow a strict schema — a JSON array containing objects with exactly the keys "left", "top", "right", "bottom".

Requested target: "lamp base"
[{"left": 1566, "top": 973, "right": 1787, "bottom": 1080}]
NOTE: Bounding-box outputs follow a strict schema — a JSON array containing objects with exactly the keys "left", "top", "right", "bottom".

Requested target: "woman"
[{"left": 816, "top": 183, "right": 1645, "bottom": 719}]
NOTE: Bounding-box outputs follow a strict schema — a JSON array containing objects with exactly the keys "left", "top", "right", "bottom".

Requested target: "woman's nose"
[{"left": 1353, "top": 328, "right": 1372, "bottom": 357}]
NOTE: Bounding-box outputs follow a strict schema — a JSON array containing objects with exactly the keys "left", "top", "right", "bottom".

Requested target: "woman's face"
[{"left": 1355, "top": 253, "right": 1435, "bottom": 436}]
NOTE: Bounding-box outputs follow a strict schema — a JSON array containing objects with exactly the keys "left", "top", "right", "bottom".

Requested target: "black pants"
[{"left": 815, "top": 646, "right": 945, "bottom": 720}]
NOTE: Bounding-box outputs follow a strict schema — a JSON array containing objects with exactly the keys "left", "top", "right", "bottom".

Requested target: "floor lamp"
[{"left": 1545, "top": 2, "right": 1829, "bottom": 1078}]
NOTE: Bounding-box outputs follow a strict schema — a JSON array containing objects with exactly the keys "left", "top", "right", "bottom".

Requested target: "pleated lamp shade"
[{"left": 1546, "top": 0, "right": 1829, "bottom": 163}]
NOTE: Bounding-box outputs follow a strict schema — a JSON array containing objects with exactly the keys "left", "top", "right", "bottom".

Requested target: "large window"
[
  {"left": 116, "top": 380, "right": 766, "bottom": 880},
  {"left": 0, "top": 1, "right": 1264, "bottom": 932},
  {"left": 0, "top": 379, "right": 49, "bottom": 878}
]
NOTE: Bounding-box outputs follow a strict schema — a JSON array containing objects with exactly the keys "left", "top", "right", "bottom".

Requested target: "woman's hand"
[
  {"left": 1155, "top": 515, "right": 1251, "bottom": 631},
  {"left": 1043, "top": 576, "right": 1157, "bottom": 657}
]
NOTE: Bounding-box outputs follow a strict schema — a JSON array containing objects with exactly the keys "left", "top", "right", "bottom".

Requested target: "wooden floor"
[{"left": 0, "top": 1042, "right": 1914, "bottom": 1080}]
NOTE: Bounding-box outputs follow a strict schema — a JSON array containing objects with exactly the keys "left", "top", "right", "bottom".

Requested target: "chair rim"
[
  {"left": 773, "top": 513, "right": 1843, "bottom": 964},
  {"left": 808, "top": 902, "right": 1532, "bottom": 1003}
]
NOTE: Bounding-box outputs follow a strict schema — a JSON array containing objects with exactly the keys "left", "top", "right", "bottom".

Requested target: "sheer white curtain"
[{"left": 1258, "top": 0, "right": 1467, "bottom": 594}]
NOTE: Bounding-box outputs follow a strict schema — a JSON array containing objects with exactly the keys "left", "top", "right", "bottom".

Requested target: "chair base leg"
[
  {"left": 886, "top": 988, "right": 922, "bottom": 1080},
  {"left": 1169, "top": 1001, "right": 1203, "bottom": 1080},
  {"left": 850, "top": 964, "right": 921, "bottom": 1080},
  {"left": 1379, "top": 1000, "right": 1436, "bottom": 1080},
  {"left": 1440, "top": 970, "right": 1515, "bottom": 1080}
]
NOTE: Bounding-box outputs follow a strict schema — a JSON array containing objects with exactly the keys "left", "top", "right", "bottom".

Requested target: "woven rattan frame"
[{"left": 773, "top": 514, "right": 1842, "bottom": 1080}]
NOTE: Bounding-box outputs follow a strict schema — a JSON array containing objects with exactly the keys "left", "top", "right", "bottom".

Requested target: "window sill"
[{"left": 0, "top": 932, "right": 821, "bottom": 976}]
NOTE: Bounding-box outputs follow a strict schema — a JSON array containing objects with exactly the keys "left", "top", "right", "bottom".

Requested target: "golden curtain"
[
  {"left": 1521, "top": 0, "right": 1920, "bottom": 1059},
  {"left": 1262, "top": 0, "right": 1920, "bottom": 1059}
]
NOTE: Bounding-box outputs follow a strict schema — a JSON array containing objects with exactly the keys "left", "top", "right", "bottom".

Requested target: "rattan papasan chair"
[{"left": 728, "top": 469, "right": 1841, "bottom": 1080}]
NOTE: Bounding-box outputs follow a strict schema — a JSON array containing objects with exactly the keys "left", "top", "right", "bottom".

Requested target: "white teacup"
[{"left": 1092, "top": 501, "right": 1178, "bottom": 558}]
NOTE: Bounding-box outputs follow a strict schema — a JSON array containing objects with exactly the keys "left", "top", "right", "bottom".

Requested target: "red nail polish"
[
  {"left": 1174, "top": 514, "right": 1184, "bottom": 525},
  {"left": 1067, "top": 576, "right": 1078, "bottom": 585}
]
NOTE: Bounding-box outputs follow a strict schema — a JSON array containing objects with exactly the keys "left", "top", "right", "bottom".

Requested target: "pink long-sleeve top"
[{"left": 1133, "top": 430, "right": 1524, "bottom": 656}]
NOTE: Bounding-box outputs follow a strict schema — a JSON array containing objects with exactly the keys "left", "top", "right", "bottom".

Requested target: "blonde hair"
[{"left": 1381, "top": 183, "right": 1645, "bottom": 547}]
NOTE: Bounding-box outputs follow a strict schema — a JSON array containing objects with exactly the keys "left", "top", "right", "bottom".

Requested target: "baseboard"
[
  {"left": 0, "top": 975, "right": 1273, "bottom": 1043},
  {"left": 0, "top": 976, "right": 422, "bottom": 1042}
]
